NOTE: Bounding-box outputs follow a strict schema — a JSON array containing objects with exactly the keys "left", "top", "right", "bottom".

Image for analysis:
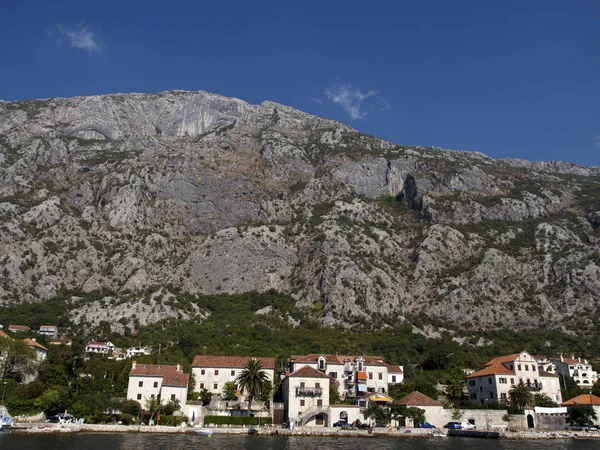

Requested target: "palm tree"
[
  {"left": 509, "top": 383, "right": 533, "bottom": 411},
  {"left": 235, "top": 358, "right": 269, "bottom": 415},
  {"left": 533, "top": 393, "right": 557, "bottom": 407}
]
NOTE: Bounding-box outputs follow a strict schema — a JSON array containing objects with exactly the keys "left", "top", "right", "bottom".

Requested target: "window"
[
  {"left": 300, "top": 400, "right": 305, "bottom": 406},
  {"left": 510, "top": 364, "right": 513, "bottom": 370},
  {"left": 510, "top": 378, "right": 515, "bottom": 385},
  {"left": 153, "top": 382, "right": 158, "bottom": 388},
  {"left": 488, "top": 378, "right": 492, "bottom": 384},
  {"left": 300, "top": 382, "right": 305, "bottom": 388},
  {"left": 151, "top": 394, "right": 155, "bottom": 398},
  {"left": 469, "top": 380, "right": 475, "bottom": 386},
  {"left": 318, "top": 358, "right": 325, "bottom": 370},
  {"left": 525, "top": 365, "right": 529, "bottom": 371},
  {"left": 213, "top": 383, "right": 218, "bottom": 390},
  {"left": 378, "top": 373, "right": 383, "bottom": 380},
  {"left": 315, "top": 382, "right": 320, "bottom": 388},
  {"left": 368, "top": 372, "right": 373, "bottom": 380},
  {"left": 517, "top": 364, "right": 521, "bottom": 370},
  {"left": 171, "top": 394, "right": 176, "bottom": 401},
  {"left": 490, "top": 392, "right": 494, "bottom": 399},
  {"left": 137, "top": 394, "right": 142, "bottom": 400},
  {"left": 138, "top": 381, "right": 143, "bottom": 387},
  {"left": 317, "top": 399, "right": 323, "bottom": 406},
  {"left": 215, "top": 370, "right": 219, "bottom": 375},
  {"left": 532, "top": 366, "right": 536, "bottom": 371},
  {"left": 499, "top": 378, "right": 507, "bottom": 384},
  {"left": 231, "top": 370, "right": 235, "bottom": 376},
  {"left": 501, "top": 393, "right": 507, "bottom": 400},
  {"left": 330, "top": 372, "right": 337, "bottom": 379},
  {"left": 392, "top": 376, "right": 396, "bottom": 382},
  {"left": 479, "top": 386, "right": 482, "bottom": 392},
  {"left": 200, "top": 383, "right": 204, "bottom": 389},
  {"left": 201, "top": 369, "right": 205, "bottom": 375},
  {"left": 471, "top": 393, "right": 477, "bottom": 400}
]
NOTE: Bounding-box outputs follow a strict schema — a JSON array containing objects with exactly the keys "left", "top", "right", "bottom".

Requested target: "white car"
[{"left": 461, "top": 422, "right": 476, "bottom": 430}]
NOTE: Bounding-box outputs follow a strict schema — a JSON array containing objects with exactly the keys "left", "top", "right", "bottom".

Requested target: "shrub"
[{"left": 203, "top": 415, "right": 272, "bottom": 426}]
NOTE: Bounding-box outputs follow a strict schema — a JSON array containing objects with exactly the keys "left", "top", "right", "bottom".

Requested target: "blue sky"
[{"left": 1, "top": 1, "right": 599, "bottom": 166}]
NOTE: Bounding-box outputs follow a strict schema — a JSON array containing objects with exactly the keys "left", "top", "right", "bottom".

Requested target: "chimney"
[
  {"left": 132, "top": 361, "right": 137, "bottom": 369},
  {"left": 177, "top": 364, "right": 181, "bottom": 372},
  {"left": 560, "top": 355, "right": 563, "bottom": 363}
]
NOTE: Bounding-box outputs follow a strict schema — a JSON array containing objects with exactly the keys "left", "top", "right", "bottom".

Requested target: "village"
[{"left": 1, "top": 322, "right": 599, "bottom": 435}]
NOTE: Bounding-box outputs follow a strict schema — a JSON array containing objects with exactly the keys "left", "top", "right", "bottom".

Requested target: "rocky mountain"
[{"left": 1, "top": 91, "right": 599, "bottom": 332}]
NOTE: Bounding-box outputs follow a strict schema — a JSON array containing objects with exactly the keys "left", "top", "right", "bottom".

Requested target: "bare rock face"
[{"left": 1, "top": 90, "right": 599, "bottom": 332}]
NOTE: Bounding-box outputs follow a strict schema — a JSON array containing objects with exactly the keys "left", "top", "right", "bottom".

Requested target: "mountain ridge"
[{"left": 1, "top": 90, "right": 599, "bottom": 333}]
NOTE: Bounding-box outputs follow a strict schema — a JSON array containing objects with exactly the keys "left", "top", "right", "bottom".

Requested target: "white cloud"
[
  {"left": 324, "top": 83, "right": 387, "bottom": 120},
  {"left": 310, "top": 96, "right": 323, "bottom": 105},
  {"left": 56, "top": 24, "right": 101, "bottom": 53}
]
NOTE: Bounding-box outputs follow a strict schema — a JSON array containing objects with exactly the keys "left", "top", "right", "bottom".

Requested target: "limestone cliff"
[{"left": 1, "top": 91, "right": 599, "bottom": 331}]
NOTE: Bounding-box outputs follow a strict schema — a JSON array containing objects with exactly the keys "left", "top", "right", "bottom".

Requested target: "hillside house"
[
  {"left": 7, "top": 325, "right": 29, "bottom": 333},
  {"left": 551, "top": 356, "right": 598, "bottom": 389},
  {"left": 467, "top": 351, "right": 562, "bottom": 405},
  {"left": 85, "top": 341, "right": 115, "bottom": 354},
  {"left": 24, "top": 339, "right": 48, "bottom": 361},
  {"left": 38, "top": 325, "right": 59, "bottom": 339},
  {"left": 126, "top": 361, "right": 189, "bottom": 408}
]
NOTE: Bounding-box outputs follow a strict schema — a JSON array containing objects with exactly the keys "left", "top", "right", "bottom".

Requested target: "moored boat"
[{"left": 195, "top": 428, "right": 213, "bottom": 436}]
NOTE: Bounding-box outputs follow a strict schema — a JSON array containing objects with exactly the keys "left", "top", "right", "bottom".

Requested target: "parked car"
[
  {"left": 333, "top": 420, "right": 348, "bottom": 427},
  {"left": 444, "top": 421, "right": 462, "bottom": 429},
  {"left": 46, "top": 413, "right": 75, "bottom": 423},
  {"left": 417, "top": 422, "right": 436, "bottom": 429},
  {"left": 565, "top": 425, "right": 586, "bottom": 431},
  {"left": 248, "top": 428, "right": 259, "bottom": 435},
  {"left": 461, "top": 422, "right": 476, "bottom": 430}
]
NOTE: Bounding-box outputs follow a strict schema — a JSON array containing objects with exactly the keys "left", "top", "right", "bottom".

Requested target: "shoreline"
[{"left": 6, "top": 423, "right": 600, "bottom": 440}]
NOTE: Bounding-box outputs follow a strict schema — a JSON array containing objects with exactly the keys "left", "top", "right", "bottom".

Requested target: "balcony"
[
  {"left": 527, "top": 382, "right": 543, "bottom": 391},
  {"left": 296, "top": 386, "right": 322, "bottom": 396}
]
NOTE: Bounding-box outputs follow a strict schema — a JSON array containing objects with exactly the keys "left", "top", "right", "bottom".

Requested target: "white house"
[
  {"left": 126, "top": 361, "right": 189, "bottom": 408},
  {"left": 387, "top": 364, "right": 404, "bottom": 385},
  {"left": 287, "top": 354, "right": 392, "bottom": 399},
  {"left": 24, "top": 339, "right": 48, "bottom": 362},
  {"left": 38, "top": 325, "right": 59, "bottom": 339},
  {"left": 467, "top": 351, "right": 562, "bottom": 405},
  {"left": 191, "top": 355, "right": 276, "bottom": 396},
  {"left": 282, "top": 365, "right": 331, "bottom": 427},
  {"left": 126, "top": 346, "right": 152, "bottom": 358},
  {"left": 561, "top": 394, "right": 600, "bottom": 425},
  {"left": 551, "top": 356, "right": 598, "bottom": 389},
  {"left": 85, "top": 341, "right": 115, "bottom": 354}
]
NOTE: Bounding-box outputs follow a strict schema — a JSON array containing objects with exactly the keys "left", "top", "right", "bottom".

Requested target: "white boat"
[
  {"left": 0, "top": 416, "right": 13, "bottom": 430},
  {"left": 433, "top": 430, "right": 447, "bottom": 437},
  {"left": 195, "top": 428, "right": 213, "bottom": 437}
]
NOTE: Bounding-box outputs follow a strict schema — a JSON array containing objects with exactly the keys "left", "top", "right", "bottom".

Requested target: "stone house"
[
  {"left": 467, "top": 351, "right": 562, "bottom": 405},
  {"left": 561, "top": 393, "right": 600, "bottom": 425},
  {"left": 282, "top": 365, "right": 331, "bottom": 427},
  {"left": 126, "top": 361, "right": 189, "bottom": 409}
]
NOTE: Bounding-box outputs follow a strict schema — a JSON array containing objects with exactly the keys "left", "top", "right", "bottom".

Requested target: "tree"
[
  {"left": 198, "top": 388, "right": 213, "bottom": 406},
  {"left": 567, "top": 405, "right": 597, "bottom": 426},
  {"left": 362, "top": 404, "right": 391, "bottom": 425},
  {"left": 509, "top": 384, "right": 533, "bottom": 411},
  {"left": 329, "top": 384, "right": 341, "bottom": 405},
  {"left": 0, "top": 339, "right": 36, "bottom": 381},
  {"left": 162, "top": 399, "right": 180, "bottom": 415},
  {"left": 222, "top": 381, "right": 238, "bottom": 400},
  {"left": 145, "top": 396, "right": 162, "bottom": 420},
  {"left": 33, "top": 386, "right": 70, "bottom": 414},
  {"left": 591, "top": 380, "right": 600, "bottom": 397},
  {"left": 533, "top": 393, "right": 558, "bottom": 407},
  {"left": 235, "top": 358, "right": 269, "bottom": 414}
]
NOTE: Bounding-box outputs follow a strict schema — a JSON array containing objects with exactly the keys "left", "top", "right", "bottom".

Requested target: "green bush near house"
[
  {"left": 203, "top": 415, "right": 272, "bottom": 426},
  {"left": 157, "top": 415, "right": 188, "bottom": 426}
]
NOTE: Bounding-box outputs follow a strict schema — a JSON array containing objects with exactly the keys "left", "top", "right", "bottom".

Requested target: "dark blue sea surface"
[{"left": 1, "top": 433, "right": 599, "bottom": 450}]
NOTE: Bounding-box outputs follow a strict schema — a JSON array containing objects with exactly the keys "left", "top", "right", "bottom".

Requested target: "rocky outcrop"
[{"left": 1, "top": 90, "right": 599, "bottom": 331}]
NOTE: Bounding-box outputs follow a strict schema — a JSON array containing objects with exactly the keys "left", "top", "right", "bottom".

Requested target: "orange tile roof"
[
  {"left": 387, "top": 365, "right": 403, "bottom": 373},
  {"left": 558, "top": 358, "right": 579, "bottom": 365},
  {"left": 485, "top": 354, "right": 520, "bottom": 366},
  {"left": 130, "top": 363, "right": 190, "bottom": 387},
  {"left": 467, "top": 364, "right": 514, "bottom": 378},
  {"left": 0, "top": 330, "right": 10, "bottom": 339},
  {"left": 561, "top": 394, "right": 600, "bottom": 406},
  {"left": 24, "top": 339, "right": 48, "bottom": 352},
  {"left": 397, "top": 391, "right": 443, "bottom": 407},
  {"left": 288, "top": 365, "right": 331, "bottom": 379},
  {"left": 191, "top": 355, "right": 276, "bottom": 369},
  {"left": 8, "top": 325, "right": 29, "bottom": 331}
]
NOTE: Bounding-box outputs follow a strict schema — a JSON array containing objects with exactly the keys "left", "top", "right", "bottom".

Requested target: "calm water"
[{"left": 0, "top": 434, "right": 598, "bottom": 450}]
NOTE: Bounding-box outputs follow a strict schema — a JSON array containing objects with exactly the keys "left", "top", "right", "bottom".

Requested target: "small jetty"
[{"left": 449, "top": 429, "right": 500, "bottom": 439}]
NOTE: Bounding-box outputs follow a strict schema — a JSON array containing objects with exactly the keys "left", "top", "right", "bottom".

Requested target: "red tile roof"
[
  {"left": 8, "top": 325, "right": 29, "bottom": 331},
  {"left": 539, "top": 370, "right": 559, "bottom": 378},
  {"left": 87, "top": 341, "right": 109, "bottom": 347},
  {"left": 0, "top": 330, "right": 10, "bottom": 339},
  {"left": 129, "top": 363, "right": 190, "bottom": 387},
  {"left": 397, "top": 391, "right": 443, "bottom": 407},
  {"left": 387, "top": 365, "right": 403, "bottom": 373},
  {"left": 288, "top": 365, "right": 331, "bottom": 379},
  {"left": 558, "top": 358, "right": 579, "bottom": 365},
  {"left": 467, "top": 364, "right": 515, "bottom": 378},
  {"left": 191, "top": 355, "right": 276, "bottom": 369},
  {"left": 24, "top": 339, "right": 48, "bottom": 352},
  {"left": 485, "top": 354, "right": 520, "bottom": 366},
  {"left": 562, "top": 394, "right": 600, "bottom": 406}
]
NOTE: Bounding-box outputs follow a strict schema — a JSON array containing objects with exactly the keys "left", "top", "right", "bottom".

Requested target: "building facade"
[
  {"left": 467, "top": 351, "right": 562, "bottom": 405},
  {"left": 38, "top": 326, "right": 59, "bottom": 339},
  {"left": 191, "top": 355, "right": 276, "bottom": 396},
  {"left": 287, "top": 354, "right": 393, "bottom": 399},
  {"left": 282, "top": 365, "right": 331, "bottom": 427},
  {"left": 126, "top": 362, "right": 189, "bottom": 408},
  {"left": 551, "top": 356, "right": 598, "bottom": 389}
]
